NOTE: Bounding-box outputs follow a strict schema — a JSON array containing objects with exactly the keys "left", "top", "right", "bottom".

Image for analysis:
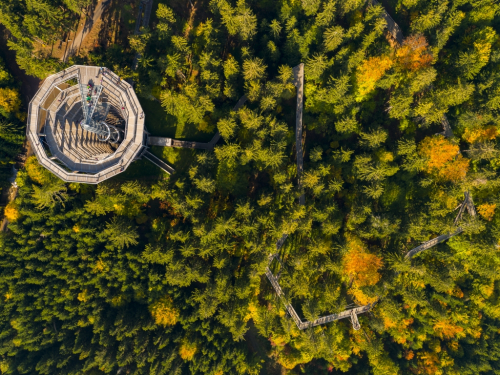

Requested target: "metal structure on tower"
[{"left": 78, "top": 77, "right": 120, "bottom": 143}]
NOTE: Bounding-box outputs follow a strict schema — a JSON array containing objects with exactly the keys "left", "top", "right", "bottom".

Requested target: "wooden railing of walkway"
[
  {"left": 293, "top": 64, "right": 306, "bottom": 206},
  {"left": 27, "top": 66, "right": 145, "bottom": 183},
  {"left": 264, "top": 63, "right": 373, "bottom": 330},
  {"left": 371, "top": 0, "right": 404, "bottom": 45},
  {"left": 404, "top": 192, "right": 476, "bottom": 259},
  {"left": 266, "top": 254, "right": 374, "bottom": 330},
  {"left": 142, "top": 150, "right": 175, "bottom": 174},
  {"left": 374, "top": 3, "right": 479, "bottom": 261}
]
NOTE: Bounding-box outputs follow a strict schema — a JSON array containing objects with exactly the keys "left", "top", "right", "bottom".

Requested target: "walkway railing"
[{"left": 264, "top": 63, "right": 374, "bottom": 330}]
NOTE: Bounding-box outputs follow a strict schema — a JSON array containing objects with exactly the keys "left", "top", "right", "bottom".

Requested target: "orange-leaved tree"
[
  {"left": 343, "top": 236, "right": 383, "bottom": 304},
  {"left": 418, "top": 136, "right": 470, "bottom": 182},
  {"left": 395, "top": 35, "right": 433, "bottom": 72},
  {"left": 463, "top": 126, "right": 498, "bottom": 144}
]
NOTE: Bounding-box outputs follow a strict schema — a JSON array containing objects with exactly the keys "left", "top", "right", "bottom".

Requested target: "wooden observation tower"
[{"left": 27, "top": 65, "right": 147, "bottom": 184}]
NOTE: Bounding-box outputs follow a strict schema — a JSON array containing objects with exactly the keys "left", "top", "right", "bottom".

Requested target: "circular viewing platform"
[{"left": 27, "top": 65, "right": 146, "bottom": 184}]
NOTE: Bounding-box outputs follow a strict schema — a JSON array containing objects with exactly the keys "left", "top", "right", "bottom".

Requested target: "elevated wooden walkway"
[
  {"left": 147, "top": 95, "right": 248, "bottom": 150},
  {"left": 371, "top": 0, "right": 404, "bottom": 45},
  {"left": 266, "top": 254, "right": 373, "bottom": 330},
  {"left": 293, "top": 64, "right": 306, "bottom": 206},
  {"left": 142, "top": 150, "right": 175, "bottom": 174},
  {"left": 404, "top": 192, "right": 476, "bottom": 259},
  {"left": 265, "top": 63, "right": 373, "bottom": 330},
  {"left": 132, "top": 0, "right": 154, "bottom": 70},
  {"left": 374, "top": 4, "right": 478, "bottom": 261}
]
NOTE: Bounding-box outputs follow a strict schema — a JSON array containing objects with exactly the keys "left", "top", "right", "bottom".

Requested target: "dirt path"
[{"left": 62, "top": 0, "right": 110, "bottom": 62}]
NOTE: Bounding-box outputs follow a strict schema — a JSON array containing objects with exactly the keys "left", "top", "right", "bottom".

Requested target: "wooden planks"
[
  {"left": 27, "top": 65, "right": 146, "bottom": 183},
  {"left": 293, "top": 64, "right": 305, "bottom": 206},
  {"left": 263, "top": 64, "right": 375, "bottom": 331}
]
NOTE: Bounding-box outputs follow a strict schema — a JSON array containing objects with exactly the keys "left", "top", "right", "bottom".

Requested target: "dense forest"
[
  {"left": 0, "top": 55, "right": 24, "bottom": 202},
  {"left": 1, "top": 0, "right": 500, "bottom": 374}
]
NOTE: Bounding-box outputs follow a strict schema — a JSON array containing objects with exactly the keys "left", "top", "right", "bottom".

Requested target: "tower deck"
[{"left": 27, "top": 65, "right": 146, "bottom": 183}]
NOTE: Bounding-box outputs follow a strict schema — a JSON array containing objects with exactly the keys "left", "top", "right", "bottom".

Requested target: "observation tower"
[{"left": 27, "top": 65, "right": 147, "bottom": 183}]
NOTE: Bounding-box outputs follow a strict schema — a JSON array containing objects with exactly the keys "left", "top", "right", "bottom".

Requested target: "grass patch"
[
  {"left": 150, "top": 145, "right": 198, "bottom": 175},
  {"left": 123, "top": 4, "right": 135, "bottom": 31},
  {"left": 109, "top": 158, "right": 164, "bottom": 181},
  {"left": 139, "top": 97, "right": 216, "bottom": 142}
]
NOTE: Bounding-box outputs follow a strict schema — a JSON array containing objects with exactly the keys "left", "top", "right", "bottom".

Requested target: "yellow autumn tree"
[
  {"left": 4, "top": 202, "right": 20, "bottom": 222},
  {"left": 463, "top": 126, "right": 498, "bottom": 143},
  {"left": 343, "top": 236, "right": 383, "bottom": 287},
  {"left": 25, "top": 156, "right": 53, "bottom": 185},
  {"left": 478, "top": 203, "right": 496, "bottom": 221},
  {"left": 473, "top": 27, "right": 497, "bottom": 65},
  {"left": 418, "top": 136, "right": 470, "bottom": 182},
  {"left": 343, "top": 236, "right": 383, "bottom": 305},
  {"left": 0, "top": 87, "right": 21, "bottom": 113},
  {"left": 149, "top": 296, "right": 179, "bottom": 326},
  {"left": 179, "top": 339, "right": 197, "bottom": 361},
  {"left": 356, "top": 56, "right": 393, "bottom": 97}
]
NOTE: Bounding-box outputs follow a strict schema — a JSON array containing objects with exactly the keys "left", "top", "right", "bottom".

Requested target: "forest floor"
[
  {"left": 33, "top": 0, "right": 136, "bottom": 62},
  {"left": 0, "top": 27, "right": 40, "bottom": 107},
  {"left": 245, "top": 320, "right": 286, "bottom": 375},
  {"left": 61, "top": 0, "right": 110, "bottom": 61},
  {"left": 0, "top": 28, "right": 37, "bottom": 231}
]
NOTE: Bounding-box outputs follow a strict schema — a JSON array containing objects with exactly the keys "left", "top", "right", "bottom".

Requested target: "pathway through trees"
[
  {"left": 147, "top": 96, "right": 248, "bottom": 150},
  {"left": 373, "top": 0, "right": 478, "bottom": 260},
  {"left": 265, "top": 63, "right": 373, "bottom": 331}
]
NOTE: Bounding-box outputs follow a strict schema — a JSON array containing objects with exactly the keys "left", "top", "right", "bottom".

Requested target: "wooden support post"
[{"left": 350, "top": 310, "right": 361, "bottom": 330}]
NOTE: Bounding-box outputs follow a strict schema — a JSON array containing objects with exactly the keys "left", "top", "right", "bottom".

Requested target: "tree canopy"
[{"left": 2, "top": 0, "right": 500, "bottom": 374}]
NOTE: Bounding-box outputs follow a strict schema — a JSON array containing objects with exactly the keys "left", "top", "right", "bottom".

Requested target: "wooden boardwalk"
[
  {"left": 371, "top": 0, "right": 404, "bottom": 45},
  {"left": 374, "top": 4, "right": 478, "bottom": 261},
  {"left": 404, "top": 230, "right": 463, "bottom": 260},
  {"left": 440, "top": 115, "right": 454, "bottom": 138},
  {"left": 265, "top": 64, "right": 373, "bottom": 330},
  {"left": 404, "top": 192, "right": 476, "bottom": 259},
  {"left": 266, "top": 255, "right": 373, "bottom": 330},
  {"left": 293, "top": 64, "right": 305, "bottom": 206},
  {"left": 147, "top": 95, "right": 248, "bottom": 150},
  {"left": 142, "top": 150, "right": 175, "bottom": 174},
  {"left": 373, "top": 3, "right": 477, "bottom": 260}
]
